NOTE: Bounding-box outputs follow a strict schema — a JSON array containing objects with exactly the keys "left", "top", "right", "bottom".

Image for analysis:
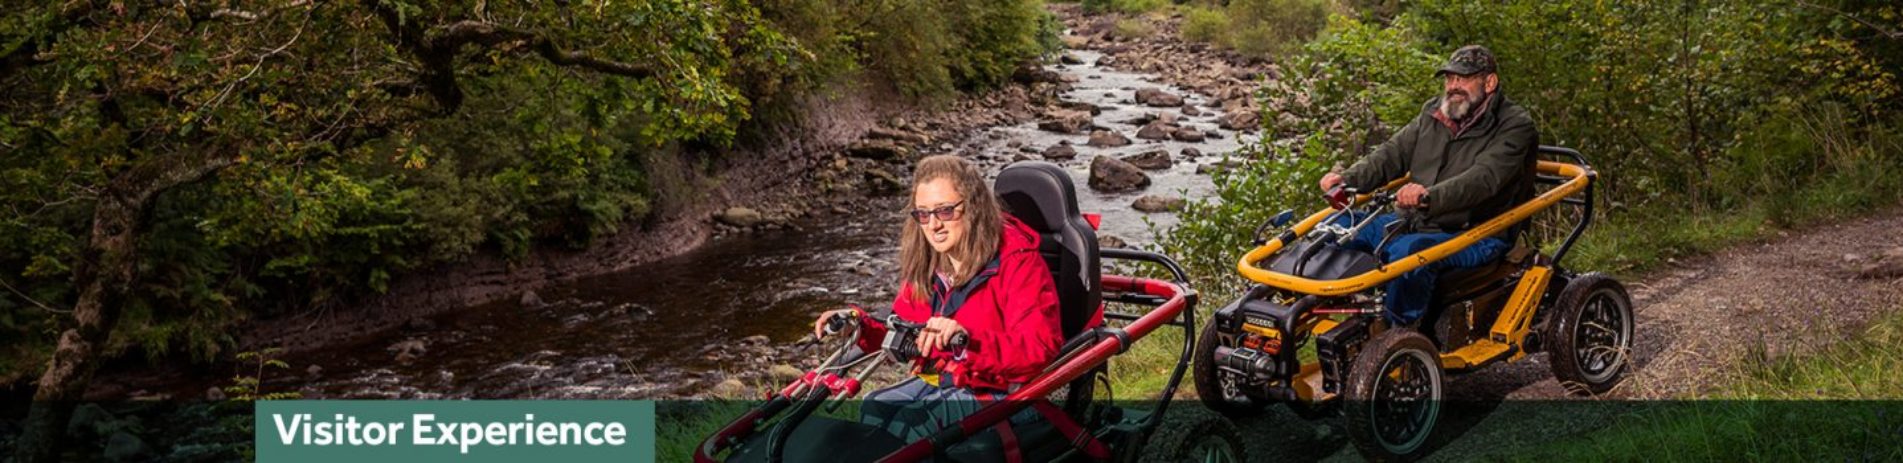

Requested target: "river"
[{"left": 190, "top": 49, "right": 1249, "bottom": 400}]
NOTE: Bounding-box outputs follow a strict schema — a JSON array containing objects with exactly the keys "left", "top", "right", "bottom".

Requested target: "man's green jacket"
[{"left": 1340, "top": 91, "right": 1540, "bottom": 233}]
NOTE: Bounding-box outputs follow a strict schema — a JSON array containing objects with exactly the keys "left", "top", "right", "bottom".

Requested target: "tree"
[{"left": 0, "top": 1, "right": 792, "bottom": 460}]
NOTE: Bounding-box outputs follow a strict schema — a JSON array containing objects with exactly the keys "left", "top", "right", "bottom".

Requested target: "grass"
[
  {"left": 1568, "top": 162, "right": 1903, "bottom": 277},
  {"left": 1083, "top": 0, "right": 1171, "bottom": 14},
  {"left": 1110, "top": 17, "right": 1156, "bottom": 39},
  {"left": 1501, "top": 310, "right": 1903, "bottom": 461}
]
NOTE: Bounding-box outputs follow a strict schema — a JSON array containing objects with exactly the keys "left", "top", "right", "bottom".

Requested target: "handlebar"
[
  {"left": 819, "top": 310, "right": 857, "bottom": 338},
  {"left": 880, "top": 314, "right": 967, "bottom": 363},
  {"left": 1238, "top": 160, "right": 1593, "bottom": 296}
]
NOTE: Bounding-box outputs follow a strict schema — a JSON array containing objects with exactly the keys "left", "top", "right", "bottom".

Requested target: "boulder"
[
  {"left": 67, "top": 403, "right": 115, "bottom": 437},
  {"left": 1012, "top": 63, "right": 1062, "bottom": 84},
  {"left": 1172, "top": 126, "right": 1206, "bottom": 142},
  {"left": 710, "top": 378, "right": 749, "bottom": 398},
  {"left": 1057, "top": 100, "right": 1104, "bottom": 115},
  {"left": 716, "top": 207, "right": 765, "bottom": 227},
  {"left": 1086, "top": 130, "right": 1132, "bottom": 148},
  {"left": 1037, "top": 109, "right": 1094, "bottom": 134},
  {"left": 1218, "top": 109, "right": 1261, "bottom": 131},
  {"left": 1060, "top": 53, "right": 1086, "bottom": 65},
  {"left": 519, "top": 290, "right": 546, "bottom": 308},
  {"left": 1135, "top": 121, "right": 1176, "bottom": 140},
  {"left": 865, "top": 127, "right": 929, "bottom": 145},
  {"left": 1859, "top": 261, "right": 1903, "bottom": 280},
  {"left": 1182, "top": 105, "right": 1202, "bottom": 117},
  {"left": 1196, "top": 159, "right": 1245, "bottom": 175},
  {"left": 1121, "top": 150, "right": 1173, "bottom": 170},
  {"left": 1132, "top": 195, "right": 1187, "bottom": 213},
  {"left": 1135, "top": 87, "right": 1184, "bottom": 107},
  {"left": 388, "top": 339, "right": 427, "bottom": 364},
  {"left": 104, "top": 432, "right": 150, "bottom": 462},
  {"left": 845, "top": 140, "right": 911, "bottom": 160},
  {"left": 1120, "top": 113, "right": 1158, "bottom": 125},
  {"left": 1181, "top": 147, "right": 1203, "bottom": 158},
  {"left": 864, "top": 169, "right": 904, "bottom": 192},
  {"left": 1042, "top": 142, "right": 1078, "bottom": 160},
  {"left": 1098, "top": 235, "right": 1128, "bottom": 249},
  {"left": 1089, "top": 156, "right": 1152, "bottom": 192}
]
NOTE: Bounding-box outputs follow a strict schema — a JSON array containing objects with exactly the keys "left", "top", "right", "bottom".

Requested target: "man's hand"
[
  {"left": 1396, "top": 183, "right": 1429, "bottom": 209},
  {"left": 1319, "top": 172, "right": 1344, "bottom": 192},
  {"left": 916, "top": 317, "right": 967, "bottom": 355}
]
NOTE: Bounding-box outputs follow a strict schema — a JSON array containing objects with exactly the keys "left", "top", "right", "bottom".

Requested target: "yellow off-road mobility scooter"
[{"left": 1193, "top": 146, "right": 1634, "bottom": 461}]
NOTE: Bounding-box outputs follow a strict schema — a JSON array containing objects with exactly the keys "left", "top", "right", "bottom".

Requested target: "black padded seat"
[
  {"left": 995, "top": 161, "right": 1102, "bottom": 338},
  {"left": 1431, "top": 243, "right": 1531, "bottom": 305}
]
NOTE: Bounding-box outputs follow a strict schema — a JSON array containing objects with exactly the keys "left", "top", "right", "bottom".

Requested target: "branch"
[
  {"left": 0, "top": 275, "right": 70, "bottom": 314},
  {"left": 1796, "top": 1, "right": 1903, "bottom": 40},
  {"left": 429, "top": 20, "right": 657, "bottom": 78}
]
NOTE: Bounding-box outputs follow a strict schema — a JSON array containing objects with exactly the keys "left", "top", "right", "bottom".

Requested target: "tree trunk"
[
  {"left": 14, "top": 192, "right": 144, "bottom": 463},
  {"left": 14, "top": 150, "right": 232, "bottom": 462}
]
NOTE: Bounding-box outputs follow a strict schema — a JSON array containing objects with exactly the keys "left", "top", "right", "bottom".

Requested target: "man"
[{"left": 1318, "top": 44, "right": 1539, "bottom": 324}]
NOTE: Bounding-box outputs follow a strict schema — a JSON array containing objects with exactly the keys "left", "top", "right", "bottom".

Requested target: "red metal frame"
[{"left": 694, "top": 274, "right": 1190, "bottom": 463}]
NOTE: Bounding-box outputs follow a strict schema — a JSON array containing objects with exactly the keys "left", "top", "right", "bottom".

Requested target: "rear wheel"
[
  {"left": 1344, "top": 329, "right": 1442, "bottom": 462},
  {"left": 1193, "top": 319, "right": 1270, "bottom": 418},
  {"left": 1547, "top": 273, "right": 1635, "bottom": 395}
]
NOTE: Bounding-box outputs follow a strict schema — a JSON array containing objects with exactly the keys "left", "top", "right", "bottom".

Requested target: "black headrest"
[
  {"left": 996, "top": 161, "right": 1102, "bottom": 337},
  {"left": 995, "top": 162, "right": 1080, "bottom": 235}
]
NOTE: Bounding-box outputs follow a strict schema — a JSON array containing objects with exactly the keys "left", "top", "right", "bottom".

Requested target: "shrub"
[
  {"left": 1180, "top": 0, "right": 1334, "bottom": 57},
  {"left": 1180, "top": 6, "right": 1232, "bottom": 46}
]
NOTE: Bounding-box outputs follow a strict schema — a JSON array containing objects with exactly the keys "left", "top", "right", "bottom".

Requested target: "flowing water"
[{"left": 203, "top": 50, "right": 1249, "bottom": 399}]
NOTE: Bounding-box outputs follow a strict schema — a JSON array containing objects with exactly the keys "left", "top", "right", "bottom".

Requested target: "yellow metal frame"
[{"left": 1236, "top": 161, "right": 1592, "bottom": 295}]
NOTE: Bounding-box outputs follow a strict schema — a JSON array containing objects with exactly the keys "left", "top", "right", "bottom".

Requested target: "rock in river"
[
  {"left": 1135, "top": 87, "right": 1185, "bottom": 107},
  {"left": 1036, "top": 109, "right": 1094, "bottom": 134},
  {"left": 1086, "top": 130, "right": 1132, "bottom": 148},
  {"left": 1132, "top": 195, "right": 1186, "bottom": 213},
  {"left": 1135, "top": 121, "right": 1176, "bottom": 141},
  {"left": 1089, "top": 156, "right": 1152, "bottom": 192},
  {"left": 1042, "top": 141, "right": 1078, "bottom": 160},
  {"left": 1173, "top": 126, "right": 1206, "bottom": 142},
  {"left": 1121, "top": 150, "right": 1173, "bottom": 170}
]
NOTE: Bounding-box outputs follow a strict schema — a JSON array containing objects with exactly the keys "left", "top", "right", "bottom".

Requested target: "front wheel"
[
  {"left": 1193, "top": 319, "right": 1270, "bottom": 418},
  {"left": 1344, "top": 329, "right": 1442, "bottom": 462},
  {"left": 1547, "top": 273, "right": 1635, "bottom": 395}
]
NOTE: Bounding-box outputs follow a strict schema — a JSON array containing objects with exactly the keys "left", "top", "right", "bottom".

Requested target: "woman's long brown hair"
[{"left": 898, "top": 155, "right": 1003, "bottom": 302}]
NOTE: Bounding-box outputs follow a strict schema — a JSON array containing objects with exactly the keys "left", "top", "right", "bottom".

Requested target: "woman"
[{"left": 811, "top": 155, "right": 1062, "bottom": 441}]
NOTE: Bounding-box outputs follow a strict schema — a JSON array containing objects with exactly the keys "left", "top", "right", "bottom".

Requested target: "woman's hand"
[
  {"left": 812, "top": 309, "right": 857, "bottom": 339},
  {"left": 915, "top": 317, "right": 967, "bottom": 355}
]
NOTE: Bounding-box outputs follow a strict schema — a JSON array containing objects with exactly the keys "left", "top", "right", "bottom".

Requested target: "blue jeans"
[
  {"left": 1329, "top": 212, "right": 1509, "bottom": 324},
  {"left": 860, "top": 378, "right": 1037, "bottom": 442}
]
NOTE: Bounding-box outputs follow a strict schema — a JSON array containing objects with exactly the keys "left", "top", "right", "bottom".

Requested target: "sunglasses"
[{"left": 909, "top": 200, "right": 965, "bottom": 224}]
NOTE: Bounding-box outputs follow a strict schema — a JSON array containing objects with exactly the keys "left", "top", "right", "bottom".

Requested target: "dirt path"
[
  {"left": 1494, "top": 209, "right": 1903, "bottom": 400},
  {"left": 1210, "top": 209, "right": 1903, "bottom": 461}
]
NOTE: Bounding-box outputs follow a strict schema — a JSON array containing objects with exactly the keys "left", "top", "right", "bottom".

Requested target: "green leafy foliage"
[
  {"left": 0, "top": 0, "right": 1053, "bottom": 380},
  {"left": 1082, "top": 0, "right": 1171, "bottom": 14},
  {"left": 1156, "top": 0, "right": 1902, "bottom": 299},
  {"left": 1181, "top": 0, "right": 1336, "bottom": 57}
]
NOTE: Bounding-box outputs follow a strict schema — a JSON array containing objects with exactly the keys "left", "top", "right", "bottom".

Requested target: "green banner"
[{"left": 256, "top": 400, "right": 655, "bottom": 462}]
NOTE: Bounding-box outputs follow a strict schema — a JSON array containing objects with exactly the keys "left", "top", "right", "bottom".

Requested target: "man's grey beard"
[{"left": 1440, "top": 89, "right": 1485, "bottom": 121}]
